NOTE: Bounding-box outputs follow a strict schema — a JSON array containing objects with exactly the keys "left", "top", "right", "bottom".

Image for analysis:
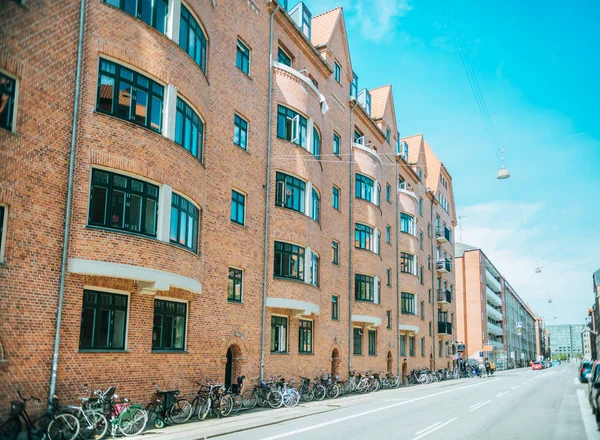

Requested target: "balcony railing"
[
  {"left": 436, "top": 225, "right": 451, "bottom": 243},
  {"left": 486, "top": 286, "right": 503, "bottom": 307},
  {"left": 485, "top": 268, "right": 502, "bottom": 293},
  {"left": 436, "top": 259, "right": 452, "bottom": 273},
  {"left": 487, "top": 321, "right": 504, "bottom": 336},
  {"left": 486, "top": 303, "right": 503, "bottom": 321},
  {"left": 437, "top": 289, "right": 452, "bottom": 304},
  {"left": 438, "top": 321, "right": 453, "bottom": 335}
]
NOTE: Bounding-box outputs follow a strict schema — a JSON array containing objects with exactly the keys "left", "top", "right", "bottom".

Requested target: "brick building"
[{"left": 0, "top": 0, "right": 457, "bottom": 408}]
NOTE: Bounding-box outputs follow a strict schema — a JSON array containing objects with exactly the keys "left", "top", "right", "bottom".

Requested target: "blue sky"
[{"left": 304, "top": 0, "right": 600, "bottom": 325}]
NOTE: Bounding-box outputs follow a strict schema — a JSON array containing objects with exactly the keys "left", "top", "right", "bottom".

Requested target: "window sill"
[
  {"left": 227, "top": 299, "right": 244, "bottom": 305},
  {"left": 230, "top": 220, "right": 247, "bottom": 229},
  {"left": 236, "top": 67, "right": 252, "bottom": 79},
  {"left": 270, "top": 351, "right": 289, "bottom": 355},
  {"left": 0, "top": 126, "right": 18, "bottom": 137},
  {"left": 151, "top": 350, "right": 189, "bottom": 354},
  {"left": 298, "top": 352, "right": 314, "bottom": 356},
  {"left": 401, "top": 312, "right": 417, "bottom": 316},
  {"left": 233, "top": 143, "right": 250, "bottom": 153},
  {"left": 78, "top": 349, "right": 130, "bottom": 353}
]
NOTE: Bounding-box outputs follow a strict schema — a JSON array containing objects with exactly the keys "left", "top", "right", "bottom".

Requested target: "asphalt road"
[{"left": 214, "top": 363, "right": 598, "bottom": 440}]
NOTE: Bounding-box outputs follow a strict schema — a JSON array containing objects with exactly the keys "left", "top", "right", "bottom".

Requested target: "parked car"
[
  {"left": 588, "top": 361, "right": 600, "bottom": 407},
  {"left": 580, "top": 361, "right": 594, "bottom": 383},
  {"left": 532, "top": 361, "right": 543, "bottom": 370}
]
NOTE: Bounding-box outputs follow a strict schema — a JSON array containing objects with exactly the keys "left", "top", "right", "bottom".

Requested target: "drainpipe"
[
  {"left": 49, "top": 0, "right": 87, "bottom": 401},
  {"left": 431, "top": 195, "right": 437, "bottom": 370},
  {"left": 260, "top": 3, "right": 280, "bottom": 382},
  {"left": 348, "top": 101, "right": 357, "bottom": 372},
  {"left": 395, "top": 158, "right": 400, "bottom": 376}
]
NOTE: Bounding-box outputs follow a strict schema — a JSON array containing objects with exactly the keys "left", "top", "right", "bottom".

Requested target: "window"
[
  {"left": 400, "top": 213, "right": 416, "bottom": 235},
  {"left": 334, "top": 61, "right": 341, "bottom": 83},
  {"left": 429, "top": 321, "right": 432, "bottom": 336},
  {"left": 299, "top": 320, "right": 313, "bottom": 353},
  {"left": 333, "top": 132, "right": 340, "bottom": 156},
  {"left": 274, "top": 241, "right": 304, "bottom": 280},
  {"left": 233, "top": 114, "right": 248, "bottom": 150},
  {"left": 420, "top": 301, "right": 425, "bottom": 320},
  {"left": 97, "top": 58, "right": 163, "bottom": 132},
  {"left": 231, "top": 190, "right": 246, "bottom": 225},
  {"left": 419, "top": 231, "right": 423, "bottom": 249},
  {"left": 428, "top": 255, "right": 431, "bottom": 270},
  {"left": 409, "top": 335, "right": 415, "bottom": 356},
  {"left": 228, "top": 267, "right": 243, "bottom": 302},
  {"left": 309, "top": 251, "right": 319, "bottom": 286},
  {"left": 400, "top": 252, "right": 416, "bottom": 275},
  {"left": 331, "top": 296, "right": 339, "bottom": 320},
  {"left": 271, "top": 316, "right": 288, "bottom": 353},
  {"left": 175, "top": 98, "right": 204, "bottom": 161},
  {"left": 332, "top": 240, "right": 339, "bottom": 265},
  {"left": 419, "top": 265, "right": 424, "bottom": 285},
  {"left": 401, "top": 292, "right": 415, "bottom": 314},
  {"left": 368, "top": 330, "right": 376, "bottom": 355},
  {"left": 179, "top": 5, "right": 208, "bottom": 72},
  {"left": 0, "top": 72, "right": 16, "bottom": 131},
  {"left": 79, "top": 290, "right": 128, "bottom": 350},
  {"left": 311, "top": 188, "right": 320, "bottom": 222},
  {"left": 236, "top": 39, "right": 250, "bottom": 74},
  {"left": 418, "top": 169, "right": 423, "bottom": 181},
  {"left": 419, "top": 197, "right": 423, "bottom": 216},
  {"left": 355, "top": 223, "right": 374, "bottom": 251},
  {"left": 421, "top": 337, "right": 425, "bottom": 357},
  {"left": 277, "top": 105, "right": 307, "bottom": 148},
  {"left": 277, "top": 47, "right": 292, "bottom": 67},
  {"left": 0, "top": 206, "right": 5, "bottom": 262},
  {"left": 427, "top": 223, "right": 431, "bottom": 238},
  {"left": 438, "top": 340, "right": 443, "bottom": 358},
  {"left": 152, "top": 299, "right": 186, "bottom": 351},
  {"left": 386, "top": 225, "right": 391, "bottom": 244},
  {"left": 170, "top": 193, "right": 200, "bottom": 252},
  {"left": 378, "top": 265, "right": 388, "bottom": 287},
  {"left": 353, "top": 328, "right": 363, "bottom": 355},
  {"left": 355, "top": 174, "right": 375, "bottom": 203},
  {"left": 385, "top": 128, "right": 390, "bottom": 144},
  {"left": 105, "top": 0, "right": 168, "bottom": 33},
  {"left": 350, "top": 72, "right": 358, "bottom": 99},
  {"left": 387, "top": 310, "right": 392, "bottom": 329},
  {"left": 355, "top": 274, "right": 374, "bottom": 302},
  {"left": 89, "top": 169, "right": 159, "bottom": 237},
  {"left": 385, "top": 184, "right": 391, "bottom": 203},
  {"left": 275, "top": 172, "right": 306, "bottom": 213},
  {"left": 354, "top": 129, "right": 364, "bottom": 144},
  {"left": 311, "top": 127, "right": 321, "bottom": 159},
  {"left": 428, "top": 289, "right": 431, "bottom": 304},
  {"left": 400, "top": 334, "right": 406, "bottom": 356},
  {"left": 332, "top": 186, "right": 340, "bottom": 210}
]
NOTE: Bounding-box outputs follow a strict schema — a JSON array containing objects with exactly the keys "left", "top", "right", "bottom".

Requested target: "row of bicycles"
[
  {"left": 0, "top": 370, "right": 403, "bottom": 440},
  {"left": 406, "top": 368, "right": 461, "bottom": 385}
]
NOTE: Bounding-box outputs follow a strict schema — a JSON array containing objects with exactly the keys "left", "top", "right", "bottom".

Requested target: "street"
[{"left": 134, "top": 363, "right": 600, "bottom": 440}]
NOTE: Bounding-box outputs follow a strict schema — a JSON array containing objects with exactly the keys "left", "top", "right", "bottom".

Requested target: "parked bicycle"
[
  {"left": 83, "top": 386, "right": 147, "bottom": 437},
  {"left": 144, "top": 383, "right": 192, "bottom": 429},
  {"left": 66, "top": 385, "right": 108, "bottom": 440}
]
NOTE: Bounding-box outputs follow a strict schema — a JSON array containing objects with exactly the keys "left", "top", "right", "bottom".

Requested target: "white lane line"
[
  {"left": 412, "top": 418, "right": 458, "bottom": 440},
  {"left": 511, "top": 385, "right": 521, "bottom": 390},
  {"left": 496, "top": 391, "right": 509, "bottom": 398},
  {"left": 469, "top": 401, "right": 482, "bottom": 410},
  {"left": 258, "top": 380, "right": 491, "bottom": 440},
  {"left": 574, "top": 378, "right": 580, "bottom": 385},
  {"left": 415, "top": 422, "right": 441, "bottom": 435},
  {"left": 577, "top": 389, "right": 598, "bottom": 440},
  {"left": 469, "top": 400, "right": 491, "bottom": 411}
]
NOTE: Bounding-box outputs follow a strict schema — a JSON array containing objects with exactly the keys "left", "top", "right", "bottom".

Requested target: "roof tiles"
[{"left": 311, "top": 7, "right": 341, "bottom": 47}]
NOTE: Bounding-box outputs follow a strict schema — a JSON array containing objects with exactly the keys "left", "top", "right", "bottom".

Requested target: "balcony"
[
  {"left": 485, "top": 268, "right": 502, "bottom": 293},
  {"left": 438, "top": 321, "right": 453, "bottom": 335},
  {"left": 352, "top": 315, "right": 382, "bottom": 330},
  {"left": 489, "top": 340, "right": 504, "bottom": 350},
  {"left": 266, "top": 298, "right": 320, "bottom": 317},
  {"left": 486, "top": 286, "right": 503, "bottom": 307},
  {"left": 486, "top": 304, "right": 503, "bottom": 321},
  {"left": 436, "top": 259, "right": 451, "bottom": 273},
  {"left": 487, "top": 321, "right": 504, "bottom": 336},
  {"left": 437, "top": 289, "right": 452, "bottom": 304},
  {"left": 436, "top": 225, "right": 451, "bottom": 243}
]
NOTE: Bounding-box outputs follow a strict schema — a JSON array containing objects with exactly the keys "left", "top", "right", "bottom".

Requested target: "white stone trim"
[
  {"left": 157, "top": 184, "right": 172, "bottom": 243},
  {"left": 266, "top": 297, "right": 320, "bottom": 317},
  {"left": 68, "top": 258, "right": 202, "bottom": 294},
  {"left": 352, "top": 142, "right": 383, "bottom": 165},
  {"left": 272, "top": 61, "right": 329, "bottom": 114},
  {"left": 351, "top": 315, "right": 382, "bottom": 328},
  {"left": 163, "top": 84, "right": 178, "bottom": 140},
  {"left": 398, "top": 324, "right": 420, "bottom": 334},
  {"left": 167, "top": 0, "right": 182, "bottom": 43}
]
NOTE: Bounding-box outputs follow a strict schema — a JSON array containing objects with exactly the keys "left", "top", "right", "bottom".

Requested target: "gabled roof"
[
  {"left": 311, "top": 7, "right": 352, "bottom": 76},
  {"left": 401, "top": 134, "right": 424, "bottom": 165},
  {"left": 422, "top": 141, "right": 442, "bottom": 192},
  {"left": 369, "top": 84, "right": 397, "bottom": 131}
]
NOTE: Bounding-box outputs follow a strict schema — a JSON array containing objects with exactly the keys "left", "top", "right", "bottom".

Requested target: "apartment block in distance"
[
  {"left": 0, "top": 0, "right": 458, "bottom": 409},
  {"left": 455, "top": 243, "right": 538, "bottom": 368}
]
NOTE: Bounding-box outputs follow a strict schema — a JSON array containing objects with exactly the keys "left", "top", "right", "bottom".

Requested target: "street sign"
[
  {"left": 517, "top": 328, "right": 522, "bottom": 335},
  {"left": 479, "top": 351, "right": 484, "bottom": 357},
  {"left": 510, "top": 352, "right": 515, "bottom": 359},
  {"left": 516, "top": 322, "right": 522, "bottom": 329},
  {"left": 483, "top": 344, "right": 493, "bottom": 352},
  {"left": 457, "top": 344, "right": 466, "bottom": 352}
]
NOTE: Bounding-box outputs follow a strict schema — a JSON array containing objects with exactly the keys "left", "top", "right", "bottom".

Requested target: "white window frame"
[
  {"left": 271, "top": 313, "right": 289, "bottom": 353},
  {"left": 0, "top": 205, "right": 7, "bottom": 263},
  {"left": 0, "top": 69, "right": 19, "bottom": 133},
  {"left": 154, "top": 295, "right": 190, "bottom": 351}
]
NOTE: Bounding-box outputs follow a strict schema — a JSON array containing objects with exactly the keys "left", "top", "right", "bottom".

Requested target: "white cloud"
[{"left": 458, "top": 201, "right": 595, "bottom": 326}]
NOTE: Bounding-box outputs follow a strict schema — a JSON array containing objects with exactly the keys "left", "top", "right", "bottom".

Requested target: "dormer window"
[
  {"left": 277, "top": 47, "right": 292, "bottom": 67},
  {"left": 358, "top": 89, "right": 371, "bottom": 116},
  {"left": 334, "top": 61, "right": 341, "bottom": 83},
  {"left": 385, "top": 128, "right": 390, "bottom": 144},
  {"left": 350, "top": 72, "right": 358, "bottom": 100},
  {"left": 289, "top": 2, "right": 312, "bottom": 40}
]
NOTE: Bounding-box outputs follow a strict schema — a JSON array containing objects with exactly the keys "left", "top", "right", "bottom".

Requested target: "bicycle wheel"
[
  {"left": 0, "top": 417, "right": 21, "bottom": 440},
  {"left": 169, "top": 399, "right": 192, "bottom": 424},
  {"left": 267, "top": 390, "right": 283, "bottom": 408},
  {"left": 241, "top": 390, "right": 257, "bottom": 409},
  {"left": 198, "top": 397, "right": 211, "bottom": 421},
  {"left": 78, "top": 410, "right": 108, "bottom": 440},
  {"left": 327, "top": 384, "right": 340, "bottom": 399},
  {"left": 219, "top": 395, "right": 234, "bottom": 417},
  {"left": 48, "top": 413, "right": 80, "bottom": 440},
  {"left": 256, "top": 390, "right": 268, "bottom": 407},
  {"left": 117, "top": 408, "right": 147, "bottom": 437},
  {"left": 230, "top": 394, "right": 243, "bottom": 414},
  {"left": 313, "top": 385, "right": 326, "bottom": 401},
  {"left": 300, "top": 385, "right": 314, "bottom": 402}
]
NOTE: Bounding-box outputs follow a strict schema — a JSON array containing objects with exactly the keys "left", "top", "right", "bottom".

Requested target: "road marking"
[
  {"left": 469, "top": 401, "right": 482, "bottom": 410},
  {"left": 521, "top": 381, "right": 529, "bottom": 385},
  {"left": 258, "top": 381, "right": 492, "bottom": 440},
  {"left": 574, "top": 378, "right": 580, "bottom": 385},
  {"left": 577, "top": 389, "right": 598, "bottom": 440},
  {"left": 496, "top": 391, "right": 509, "bottom": 398},
  {"left": 511, "top": 385, "right": 521, "bottom": 390},
  {"left": 469, "top": 400, "right": 491, "bottom": 411},
  {"left": 415, "top": 422, "right": 441, "bottom": 435},
  {"left": 412, "top": 418, "right": 458, "bottom": 440}
]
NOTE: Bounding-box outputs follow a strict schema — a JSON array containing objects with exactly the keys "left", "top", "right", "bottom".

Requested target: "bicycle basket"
[
  {"left": 10, "top": 401, "right": 24, "bottom": 416},
  {"left": 231, "top": 384, "right": 240, "bottom": 394}
]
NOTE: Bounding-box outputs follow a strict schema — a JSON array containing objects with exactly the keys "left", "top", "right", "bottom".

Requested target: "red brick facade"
[{"left": 0, "top": 0, "right": 457, "bottom": 410}]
